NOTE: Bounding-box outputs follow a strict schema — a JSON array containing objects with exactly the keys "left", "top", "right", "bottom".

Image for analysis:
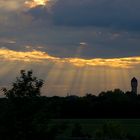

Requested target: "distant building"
[{"left": 131, "top": 77, "right": 138, "bottom": 95}]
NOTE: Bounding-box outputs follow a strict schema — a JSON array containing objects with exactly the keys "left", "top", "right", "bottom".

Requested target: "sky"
[{"left": 0, "top": 0, "right": 140, "bottom": 96}]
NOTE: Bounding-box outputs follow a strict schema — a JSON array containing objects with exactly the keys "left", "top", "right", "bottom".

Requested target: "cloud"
[
  {"left": 0, "top": 38, "right": 16, "bottom": 44},
  {"left": 0, "top": 0, "right": 26, "bottom": 11},
  {"left": 25, "top": 0, "right": 55, "bottom": 8},
  {"left": 80, "top": 42, "right": 87, "bottom": 46},
  {"left": 26, "top": 0, "right": 140, "bottom": 30},
  {"left": 25, "top": 0, "right": 47, "bottom": 8},
  {"left": 51, "top": 0, "right": 140, "bottom": 30},
  {"left": 0, "top": 48, "right": 140, "bottom": 68},
  {"left": 1, "top": 0, "right": 140, "bottom": 31},
  {"left": 0, "top": 0, "right": 140, "bottom": 59},
  {"left": 0, "top": 0, "right": 140, "bottom": 96}
]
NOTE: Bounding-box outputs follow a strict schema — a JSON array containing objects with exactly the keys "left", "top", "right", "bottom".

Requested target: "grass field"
[{"left": 51, "top": 119, "right": 140, "bottom": 137}]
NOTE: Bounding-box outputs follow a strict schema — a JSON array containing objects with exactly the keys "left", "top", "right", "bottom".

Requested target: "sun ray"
[{"left": 45, "top": 62, "right": 65, "bottom": 96}]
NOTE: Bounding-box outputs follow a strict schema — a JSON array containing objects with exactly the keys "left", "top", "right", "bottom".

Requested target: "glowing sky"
[
  {"left": 25, "top": 0, "right": 50, "bottom": 8},
  {"left": 0, "top": 0, "right": 140, "bottom": 96}
]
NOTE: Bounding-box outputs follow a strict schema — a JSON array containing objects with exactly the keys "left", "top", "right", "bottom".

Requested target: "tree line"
[
  {"left": 0, "top": 70, "right": 140, "bottom": 140},
  {"left": 2, "top": 70, "right": 140, "bottom": 118}
]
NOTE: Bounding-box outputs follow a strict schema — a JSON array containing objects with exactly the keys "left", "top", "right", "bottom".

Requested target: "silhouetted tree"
[{"left": 2, "top": 70, "right": 44, "bottom": 98}]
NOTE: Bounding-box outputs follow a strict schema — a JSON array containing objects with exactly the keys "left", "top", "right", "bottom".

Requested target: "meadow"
[{"left": 51, "top": 119, "right": 140, "bottom": 138}]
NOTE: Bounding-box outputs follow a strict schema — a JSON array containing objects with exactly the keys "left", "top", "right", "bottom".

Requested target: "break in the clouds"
[{"left": 0, "top": 0, "right": 140, "bottom": 96}]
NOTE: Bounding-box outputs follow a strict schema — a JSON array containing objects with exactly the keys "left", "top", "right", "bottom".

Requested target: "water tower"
[{"left": 131, "top": 77, "right": 138, "bottom": 95}]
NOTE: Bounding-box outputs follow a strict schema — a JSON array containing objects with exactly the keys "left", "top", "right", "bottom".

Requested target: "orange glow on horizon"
[{"left": 0, "top": 48, "right": 140, "bottom": 68}]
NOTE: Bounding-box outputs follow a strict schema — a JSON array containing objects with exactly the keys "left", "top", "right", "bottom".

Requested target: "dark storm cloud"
[
  {"left": 0, "top": 0, "right": 140, "bottom": 59},
  {"left": 52, "top": 0, "right": 140, "bottom": 30},
  {"left": 28, "top": 6, "right": 50, "bottom": 21},
  {"left": 28, "top": 0, "right": 140, "bottom": 30}
]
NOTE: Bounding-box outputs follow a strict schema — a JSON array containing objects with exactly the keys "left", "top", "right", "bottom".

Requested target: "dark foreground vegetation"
[{"left": 0, "top": 70, "right": 140, "bottom": 140}]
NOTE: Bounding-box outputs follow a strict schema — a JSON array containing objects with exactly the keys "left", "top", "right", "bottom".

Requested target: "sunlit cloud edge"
[{"left": 0, "top": 48, "right": 140, "bottom": 68}]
